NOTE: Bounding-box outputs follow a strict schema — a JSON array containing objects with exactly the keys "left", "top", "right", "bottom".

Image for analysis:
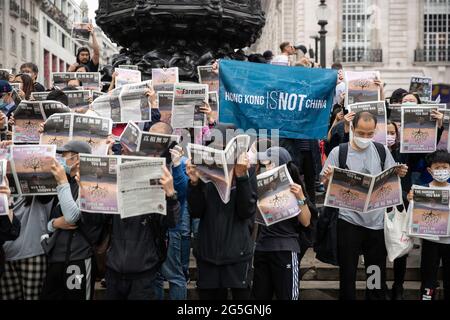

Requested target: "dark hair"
[
  {"left": 280, "top": 42, "right": 291, "bottom": 53},
  {"left": 76, "top": 47, "right": 91, "bottom": 64},
  {"left": 20, "top": 62, "right": 39, "bottom": 74},
  {"left": 263, "top": 50, "right": 273, "bottom": 60},
  {"left": 426, "top": 150, "right": 450, "bottom": 167},
  {"left": 286, "top": 161, "right": 310, "bottom": 199},
  {"left": 47, "top": 89, "right": 69, "bottom": 106},
  {"left": 14, "top": 73, "right": 34, "bottom": 99},
  {"left": 386, "top": 120, "right": 400, "bottom": 150},
  {"left": 331, "top": 63, "right": 343, "bottom": 70},
  {"left": 390, "top": 88, "right": 408, "bottom": 104},
  {"left": 74, "top": 64, "right": 88, "bottom": 72},
  {"left": 247, "top": 54, "right": 267, "bottom": 64},
  {"left": 352, "top": 111, "right": 377, "bottom": 129},
  {"left": 402, "top": 92, "right": 422, "bottom": 104},
  {"left": 67, "top": 78, "right": 82, "bottom": 87},
  {"left": 0, "top": 70, "right": 9, "bottom": 81}
]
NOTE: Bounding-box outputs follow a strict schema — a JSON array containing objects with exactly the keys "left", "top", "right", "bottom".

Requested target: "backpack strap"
[
  {"left": 338, "top": 143, "right": 349, "bottom": 170},
  {"left": 373, "top": 142, "right": 387, "bottom": 171}
]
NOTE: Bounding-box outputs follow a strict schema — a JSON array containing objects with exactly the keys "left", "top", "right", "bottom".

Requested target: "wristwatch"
[
  {"left": 166, "top": 191, "right": 178, "bottom": 201},
  {"left": 297, "top": 198, "right": 307, "bottom": 207}
]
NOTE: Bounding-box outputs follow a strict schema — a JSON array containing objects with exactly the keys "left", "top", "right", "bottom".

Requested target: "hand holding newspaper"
[{"left": 0, "top": 159, "right": 8, "bottom": 216}]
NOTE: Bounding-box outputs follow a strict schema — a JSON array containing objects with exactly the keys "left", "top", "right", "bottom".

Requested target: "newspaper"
[
  {"left": 118, "top": 65, "right": 139, "bottom": 71},
  {"left": 157, "top": 91, "right": 173, "bottom": 125},
  {"left": 41, "top": 113, "right": 112, "bottom": 155},
  {"left": 52, "top": 72, "right": 101, "bottom": 91},
  {"left": 12, "top": 101, "right": 43, "bottom": 144},
  {"left": 437, "top": 109, "right": 450, "bottom": 151},
  {"left": 119, "top": 122, "right": 180, "bottom": 157},
  {"left": 410, "top": 76, "right": 433, "bottom": 103},
  {"left": 10, "top": 145, "right": 58, "bottom": 196},
  {"left": 348, "top": 101, "right": 387, "bottom": 145},
  {"left": 40, "top": 101, "right": 72, "bottom": 120},
  {"left": 30, "top": 92, "right": 50, "bottom": 101},
  {"left": 387, "top": 104, "right": 402, "bottom": 126},
  {"left": 11, "top": 89, "right": 22, "bottom": 107},
  {"left": 400, "top": 106, "right": 438, "bottom": 153},
  {"left": 115, "top": 68, "right": 142, "bottom": 89},
  {"left": 65, "top": 90, "right": 91, "bottom": 111},
  {"left": 79, "top": 154, "right": 163, "bottom": 215},
  {"left": 324, "top": 165, "right": 403, "bottom": 213},
  {"left": 0, "top": 160, "right": 7, "bottom": 215},
  {"left": 91, "top": 81, "right": 152, "bottom": 123},
  {"left": 171, "top": 83, "right": 208, "bottom": 129},
  {"left": 256, "top": 164, "right": 301, "bottom": 226},
  {"left": 71, "top": 22, "right": 90, "bottom": 42},
  {"left": 409, "top": 186, "right": 450, "bottom": 238},
  {"left": 187, "top": 135, "right": 250, "bottom": 203},
  {"left": 0, "top": 148, "right": 19, "bottom": 195},
  {"left": 345, "top": 71, "right": 381, "bottom": 108},
  {"left": 152, "top": 68, "right": 179, "bottom": 92},
  {"left": 92, "top": 90, "right": 104, "bottom": 101},
  {"left": 198, "top": 65, "right": 219, "bottom": 92},
  {"left": 117, "top": 158, "right": 166, "bottom": 219}
]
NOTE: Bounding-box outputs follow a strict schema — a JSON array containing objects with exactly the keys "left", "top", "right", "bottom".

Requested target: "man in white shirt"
[{"left": 271, "top": 42, "right": 296, "bottom": 66}]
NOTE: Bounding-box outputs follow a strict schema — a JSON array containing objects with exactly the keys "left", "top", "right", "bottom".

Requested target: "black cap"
[
  {"left": 57, "top": 140, "right": 92, "bottom": 154},
  {"left": 260, "top": 147, "right": 292, "bottom": 167},
  {"left": 263, "top": 50, "right": 274, "bottom": 60},
  {"left": 294, "top": 45, "right": 308, "bottom": 55}
]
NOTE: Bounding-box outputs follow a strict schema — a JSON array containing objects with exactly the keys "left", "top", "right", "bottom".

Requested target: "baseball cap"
[
  {"left": 259, "top": 147, "right": 293, "bottom": 167},
  {"left": 294, "top": 45, "right": 308, "bottom": 55},
  {"left": 57, "top": 140, "right": 92, "bottom": 154}
]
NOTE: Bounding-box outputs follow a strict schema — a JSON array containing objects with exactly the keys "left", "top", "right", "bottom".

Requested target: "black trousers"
[
  {"left": 251, "top": 251, "right": 300, "bottom": 300},
  {"left": 393, "top": 255, "right": 408, "bottom": 289},
  {"left": 40, "top": 257, "right": 94, "bottom": 300},
  {"left": 420, "top": 240, "right": 450, "bottom": 301},
  {"left": 337, "top": 219, "right": 387, "bottom": 300},
  {"left": 105, "top": 268, "right": 157, "bottom": 300}
]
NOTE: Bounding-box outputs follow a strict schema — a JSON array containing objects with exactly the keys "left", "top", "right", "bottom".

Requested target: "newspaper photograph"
[
  {"left": 115, "top": 68, "right": 142, "bottom": 89},
  {"left": 345, "top": 71, "right": 381, "bottom": 108},
  {"left": 348, "top": 101, "right": 387, "bottom": 145},
  {"left": 138, "top": 132, "right": 180, "bottom": 157},
  {"left": 157, "top": 91, "right": 173, "bottom": 125},
  {"left": 12, "top": 101, "right": 43, "bottom": 144},
  {"left": 109, "top": 86, "right": 122, "bottom": 122},
  {"left": 171, "top": 83, "right": 208, "bottom": 129},
  {"left": 409, "top": 186, "right": 450, "bottom": 237},
  {"left": 0, "top": 193, "right": 8, "bottom": 216},
  {"left": 71, "top": 22, "right": 90, "bottom": 42},
  {"left": 198, "top": 65, "right": 219, "bottom": 92},
  {"left": 79, "top": 155, "right": 119, "bottom": 214},
  {"left": 400, "top": 107, "right": 438, "bottom": 153},
  {"left": 52, "top": 72, "right": 101, "bottom": 91},
  {"left": 410, "top": 76, "right": 433, "bottom": 103},
  {"left": 92, "top": 90, "right": 104, "bottom": 101},
  {"left": 117, "top": 158, "right": 166, "bottom": 219},
  {"left": 0, "top": 148, "right": 19, "bottom": 195},
  {"left": 118, "top": 81, "right": 151, "bottom": 122},
  {"left": 366, "top": 166, "right": 403, "bottom": 211},
  {"left": 65, "top": 90, "right": 91, "bottom": 111},
  {"left": 40, "top": 113, "right": 72, "bottom": 148},
  {"left": 209, "top": 92, "right": 219, "bottom": 122},
  {"left": 119, "top": 122, "right": 141, "bottom": 153},
  {"left": 71, "top": 114, "right": 112, "bottom": 156},
  {"left": 40, "top": 101, "right": 71, "bottom": 120},
  {"left": 11, "top": 89, "right": 22, "bottom": 108},
  {"left": 10, "top": 145, "right": 58, "bottom": 196},
  {"left": 152, "top": 68, "right": 179, "bottom": 92},
  {"left": 256, "top": 164, "right": 301, "bottom": 226},
  {"left": 437, "top": 109, "right": 450, "bottom": 151},
  {"left": 0, "top": 159, "right": 6, "bottom": 186}
]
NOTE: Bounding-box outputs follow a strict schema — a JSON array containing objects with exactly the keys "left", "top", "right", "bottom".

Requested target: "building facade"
[
  {"left": 252, "top": 0, "right": 450, "bottom": 95},
  {"left": 0, "top": 0, "right": 41, "bottom": 74}
]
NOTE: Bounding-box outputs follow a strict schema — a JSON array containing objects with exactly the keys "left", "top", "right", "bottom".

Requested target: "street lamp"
[
  {"left": 310, "top": 35, "right": 320, "bottom": 63},
  {"left": 316, "top": 0, "right": 330, "bottom": 68}
]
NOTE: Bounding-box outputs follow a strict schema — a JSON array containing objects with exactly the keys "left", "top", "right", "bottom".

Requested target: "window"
[
  {"left": 31, "top": 41, "right": 35, "bottom": 62},
  {"left": 341, "top": 0, "right": 372, "bottom": 62},
  {"left": 0, "top": 22, "right": 3, "bottom": 49},
  {"left": 61, "top": 33, "right": 66, "bottom": 48},
  {"left": 21, "top": 34, "right": 26, "bottom": 60},
  {"left": 11, "top": 27, "right": 16, "bottom": 54},
  {"left": 423, "top": 0, "right": 450, "bottom": 62},
  {"left": 47, "top": 20, "right": 52, "bottom": 38}
]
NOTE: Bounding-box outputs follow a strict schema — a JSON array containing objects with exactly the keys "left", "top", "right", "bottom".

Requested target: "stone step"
[{"left": 93, "top": 280, "right": 444, "bottom": 300}]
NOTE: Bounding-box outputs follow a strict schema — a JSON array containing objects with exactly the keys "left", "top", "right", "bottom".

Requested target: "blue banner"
[{"left": 219, "top": 60, "right": 337, "bottom": 139}]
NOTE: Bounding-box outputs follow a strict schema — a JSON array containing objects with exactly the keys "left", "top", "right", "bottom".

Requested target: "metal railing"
[
  {"left": 9, "top": 0, "right": 20, "bottom": 17},
  {"left": 333, "top": 48, "right": 383, "bottom": 64},
  {"left": 415, "top": 48, "right": 450, "bottom": 63}
]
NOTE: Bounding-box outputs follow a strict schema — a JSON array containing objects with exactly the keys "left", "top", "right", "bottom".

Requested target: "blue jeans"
[{"left": 154, "top": 230, "right": 187, "bottom": 300}]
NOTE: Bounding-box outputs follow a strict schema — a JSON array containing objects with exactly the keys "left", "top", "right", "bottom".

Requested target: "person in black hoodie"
[
  {"left": 40, "top": 141, "right": 105, "bottom": 300},
  {"left": 0, "top": 182, "right": 20, "bottom": 279},
  {"left": 251, "top": 147, "right": 316, "bottom": 300},
  {"left": 186, "top": 126, "right": 257, "bottom": 300}
]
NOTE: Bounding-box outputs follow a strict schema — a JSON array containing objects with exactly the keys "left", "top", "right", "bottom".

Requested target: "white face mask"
[
  {"left": 402, "top": 102, "right": 416, "bottom": 106},
  {"left": 353, "top": 136, "right": 372, "bottom": 150},
  {"left": 387, "top": 134, "right": 396, "bottom": 147},
  {"left": 432, "top": 169, "right": 450, "bottom": 183}
]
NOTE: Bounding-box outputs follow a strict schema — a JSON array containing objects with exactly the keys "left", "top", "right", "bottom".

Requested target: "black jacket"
[
  {"left": 106, "top": 198, "right": 179, "bottom": 277},
  {"left": 0, "top": 215, "right": 20, "bottom": 275},
  {"left": 188, "top": 170, "right": 257, "bottom": 265}
]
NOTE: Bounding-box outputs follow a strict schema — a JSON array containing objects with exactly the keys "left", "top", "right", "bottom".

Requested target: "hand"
[
  {"left": 186, "top": 159, "right": 200, "bottom": 185},
  {"left": 290, "top": 183, "right": 305, "bottom": 200},
  {"left": 431, "top": 110, "right": 444, "bottom": 128},
  {"left": 111, "top": 71, "right": 118, "bottom": 80},
  {"left": 0, "top": 140, "right": 12, "bottom": 149},
  {"left": 234, "top": 153, "right": 249, "bottom": 178},
  {"left": 395, "top": 164, "right": 408, "bottom": 178},
  {"left": 17, "top": 89, "right": 25, "bottom": 100},
  {"left": 8, "top": 115, "right": 15, "bottom": 127},
  {"left": 169, "top": 145, "right": 184, "bottom": 167},
  {"left": 53, "top": 216, "right": 78, "bottom": 230},
  {"left": 199, "top": 101, "right": 212, "bottom": 117},
  {"left": 335, "top": 111, "right": 344, "bottom": 122},
  {"left": 321, "top": 165, "right": 333, "bottom": 185},
  {"left": 106, "top": 135, "right": 115, "bottom": 155},
  {"left": 160, "top": 166, "right": 176, "bottom": 197},
  {"left": 337, "top": 70, "right": 344, "bottom": 84},
  {"left": 145, "top": 86, "right": 157, "bottom": 108},
  {"left": 344, "top": 111, "right": 356, "bottom": 132},
  {"left": 374, "top": 78, "right": 385, "bottom": 100},
  {"left": 407, "top": 190, "right": 414, "bottom": 202},
  {"left": 67, "top": 64, "right": 78, "bottom": 72},
  {"left": 0, "top": 185, "right": 11, "bottom": 198},
  {"left": 38, "top": 122, "right": 45, "bottom": 134},
  {"left": 0, "top": 112, "right": 6, "bottom": 129},
  {"left": 50, "top": 158, "right": 68, "bottom": 185},
  {"left": 212, "top": 60, "right": 219, "bottom": 75},
  {"left": 88, "top": 97, "right": 93, "bottom": 104},
  {"left": 87, "top": 23, "right": 94, "bottom": 34},
  {"left": 339, "top": 92, "right": 346, "bottom": 106}
]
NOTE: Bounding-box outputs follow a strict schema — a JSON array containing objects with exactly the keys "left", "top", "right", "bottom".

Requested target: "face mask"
[
  {"left": 0, "top": 96, "right": 9, "bottom": 109},
  {"left": 58, "top": 157, "right": 73, "bottom": 175},
  {"left": 353, "top": 136, "right": 372, "bottom": 150},
  {"left": 387, "top": 134, "right": 396, "bottom": 147},
  {"left": 402, "top": 102, "right": 416, "bottom": 106},
  {"left": 432, "top": 170, "right": 450, "bottom": 183}
]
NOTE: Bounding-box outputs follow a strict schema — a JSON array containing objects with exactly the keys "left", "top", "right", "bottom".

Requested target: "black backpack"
[{"left": 314, "top": 142, "right": 386, "bottom": 266}]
